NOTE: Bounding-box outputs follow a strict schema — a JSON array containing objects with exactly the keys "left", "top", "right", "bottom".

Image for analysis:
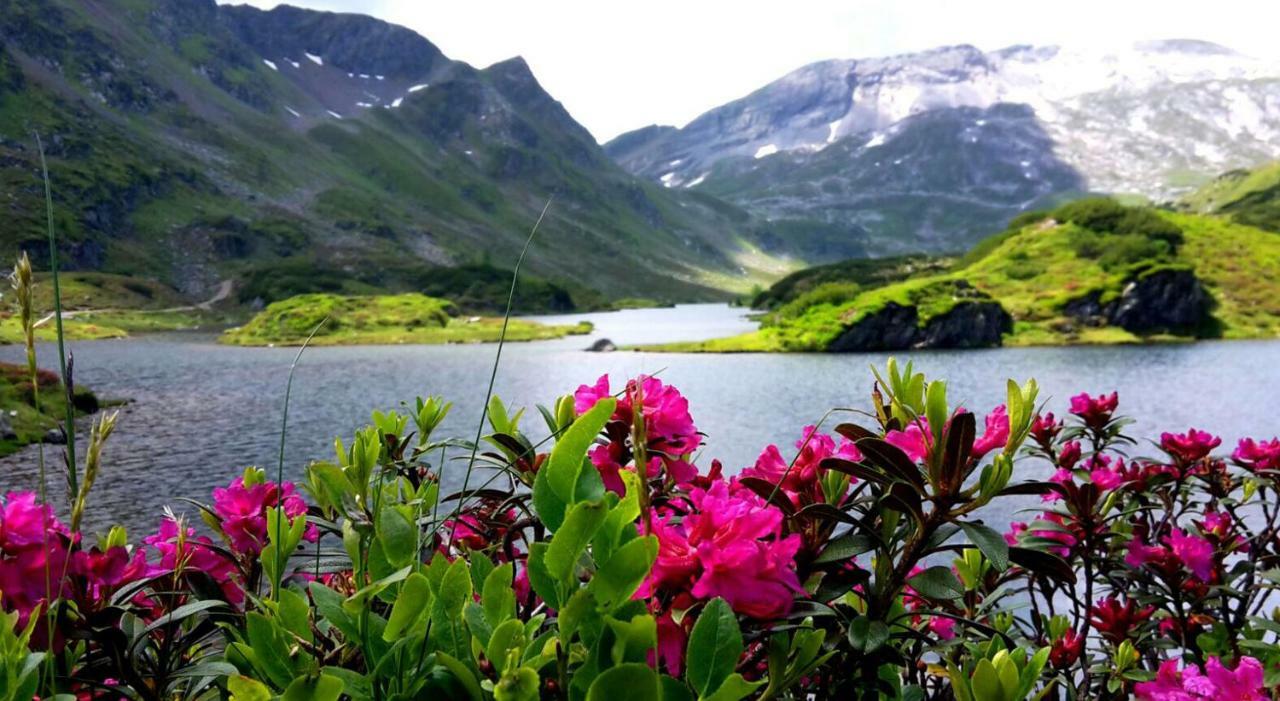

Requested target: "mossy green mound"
[
  {"left": 0, "top": 361, "right": 100, "bottom": 457},
  {"left": 221, "top": 293, "right": 591, "bottom": 346},
  {"left": 658, "top": 200, "right": 1280, "bottom": 352}
]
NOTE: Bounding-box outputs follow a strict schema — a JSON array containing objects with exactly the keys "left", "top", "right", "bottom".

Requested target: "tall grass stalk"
[
  {"left": 446, "top": 198, "right": 551, "bottom": 551},
  {"left": 10, "top": 254, "right": 55, "bottom": 692},
  {"left": 270, "top": 319, "right": 326, "bottom": 601},
  {"left": 35, "top": 133, "right": 77, "bottom": 498}
]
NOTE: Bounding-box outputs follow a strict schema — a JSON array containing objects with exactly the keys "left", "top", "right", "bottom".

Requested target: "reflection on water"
[{"left": 1, "top": 304, "right": 1277, "bottom": 536}]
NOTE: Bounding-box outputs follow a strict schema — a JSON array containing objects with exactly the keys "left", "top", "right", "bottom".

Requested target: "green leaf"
[
  {"left": 847, "top": 615, "right": 889, "bottom": 653},
  {"left": 545, "top": 500, "right": 609, "bottom": 585},
  {"left": 383, "top": 572, "right": 431, "bottom": 641},
  {"left": 588, "top": 535, "right": 657, "bottom": 610},
  {"left": 907, "top": 566, "right": 964, "bottom": 601},
  {"left": 435, "top": 652, "right": 485, "bottom": 701},
  {"left": 813, "top": 531, "right": 876, "bottom": 564},
  {"left": 585, "top": 663, "right": 660, "bottom": 701},
  {"left": 483, "top": 562, "right": 517, "bottom": 628},
  {"left": 971, "top": 659, "right": 1004, "bottom": 701},
  {"left": 282, "top": 673, "right": 344, "bottom": 701},
  {"left": 606, "top": 614, "right": 658, "bottom": 665},
  {"left": 960, "top": 522, "right": 1010, "bottom": 571},
  {"left": 703, "top": 674, "right": 764, "bottom": 701},
  {"left": 687, "top": 598, "right": 742, "bottom": 698},
  {"left": 277, "top": 588, "right": 313, "bottom": 644},
  {"left": 430, "top": 558, "right": 474, "bottom": 660},
  {"left": 377, "top": 505, "right": 417, "bottom": 569},
  {"left": 533, "top": 398, "right": 616, "bottom": 531},
  {"left": 525, "top": 542, "right": 560, "bottom": 610},
  {"left": 227, "top": 676, "right": 271, "bottom": 701},
  {"left": 487, "top": 619, "right": 527, "bottom": 675}
]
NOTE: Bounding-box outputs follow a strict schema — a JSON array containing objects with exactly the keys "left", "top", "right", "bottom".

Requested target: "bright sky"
[{"left": 221, "top": 0, "right": 1280, "bottom": 143}]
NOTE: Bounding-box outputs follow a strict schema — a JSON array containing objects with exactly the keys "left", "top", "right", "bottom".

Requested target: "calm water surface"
[{"left": 2, "top": 304, "right": 1278, "bottom": 535}]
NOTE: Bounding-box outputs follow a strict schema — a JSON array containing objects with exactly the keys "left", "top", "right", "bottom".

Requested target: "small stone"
[{"left": 587, "top": 338, "right": 617, "bottom": 352}]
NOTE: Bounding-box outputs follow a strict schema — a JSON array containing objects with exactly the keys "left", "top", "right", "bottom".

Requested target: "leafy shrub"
[
  {"left": 1056, "top": 198, "right": 1184, "bottom": 247},
  {"left": 5, "top": 361, "right": 1280, "bottom": 699}
]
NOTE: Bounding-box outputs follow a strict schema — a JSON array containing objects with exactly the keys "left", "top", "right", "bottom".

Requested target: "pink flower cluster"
[
  {"left": 1125, "top": 527, "right": 1216, "bottom": 583},
  {"left": 212, "top": 476, "right": 317, "bottom": 557},
  {"left": 883, "top": 406, "right": 1009, "bottom": 464},
  {"left": 1160, "top": 429, "right": 1223, "bottom": 464},
  {"left": 1069, "top": 391, "right": 1118, "bottom": 430},
  {"left": 575, "top": 375, "right": 701, "bottom": 493},
  {"left": 742, "top": 425, "right": 861, "bottom": 506},
  {"left": 640, "top": 480, "right": 803, "bottom": 620},
  {"left": 1234, "top": 437, "right": 1280, "bottom": 472},
  {"left": 1136, "top": 656, "right": 1265, "bottom": 700},
  {"left": 143, "top": 518, "right": 244, "bottom": 606},
  {"left": 0, "top": 492, "right": 72, "bottom": 628}
]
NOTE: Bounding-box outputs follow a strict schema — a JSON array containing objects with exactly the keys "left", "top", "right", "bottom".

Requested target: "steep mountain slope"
[
  {"left": 650, "top": 200, "right": 1280, "bottom": 352},
  {"left": 608, "top": 41, "right": 1280, "bottom": 259},
  {"left": 0, "top": 0, "right": 787, "bottom": 307}
]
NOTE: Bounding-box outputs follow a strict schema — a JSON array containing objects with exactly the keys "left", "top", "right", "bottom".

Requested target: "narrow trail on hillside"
[{"left": 33, "top": 279, "right": 233, "bottom": 328}]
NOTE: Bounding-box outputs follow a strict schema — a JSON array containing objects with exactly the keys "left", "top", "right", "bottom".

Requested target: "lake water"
[{"left": 2, "top": 303, "right": 1278, "bottom": 536}]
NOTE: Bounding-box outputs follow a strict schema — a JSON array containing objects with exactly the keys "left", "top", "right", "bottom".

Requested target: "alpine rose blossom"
[
  {"left": 1160, "top": 429, "right": 1222, "bottom": 464},
  {"left": 1069, "top": 391, "right": 1118, "bottom": 430},
  {"left": 212, "top": 476, "right": 317, "bottom": 557},
  {"left": 1135, "top": 656, "right": 1265, "bottom": 701},
  {"left": 1233, "top": 437, "right": 1280, "bottom": 472},
  {"left": 639, "top": 480, "right": 803, "bottom": 620},
  {"left": 575, "top": 375, "right": 701, "bottom": 491},
  {"left": 741, "top": 425, "right": 862, "bottom": 506},
  {"left": 970, "top": 405, "right": 1009, "bottom": 459},
  {"left": 0, "top": 492, "right": 72, "bottom": 627},
  {"left": 885, "top": 422, "right": 929, "bottom": 463}
]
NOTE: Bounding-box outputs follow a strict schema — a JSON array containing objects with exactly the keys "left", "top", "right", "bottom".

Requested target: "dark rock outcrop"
[
  {"left": 827, "top": 300, "right": 1012, "bottom": 352},
  {"left": 587, "top": 338, "right": 617, "bottom": 352},
  {"left": 1064, "top": 268, "right": 1212, "bottom": 334}
]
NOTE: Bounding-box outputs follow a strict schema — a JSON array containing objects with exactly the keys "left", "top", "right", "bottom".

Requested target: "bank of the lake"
[
  {"left": 220, "top": 292, "right": 592, "bottom": 346},
  {"left": 2, "top": 304, "right": 1279, "bottom": 537}
]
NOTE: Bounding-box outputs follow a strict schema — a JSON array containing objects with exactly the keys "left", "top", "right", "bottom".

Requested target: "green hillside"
[
  {"left": 220, "top": 292, "right": 590, "bottom": 346},
  {"left": 1180, "top": 161, "right": 1280, "bottom": 233},
  {"left": 0, "top": 0, "right": 793, "bottom": 315},
  {"left": 651, "top": 199, "right": 1280, "bottom": 352}
]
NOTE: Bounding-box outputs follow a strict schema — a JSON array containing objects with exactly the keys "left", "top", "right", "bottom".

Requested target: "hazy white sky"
[{"left": 221, "top": 0, "right": 1280, "bottom": 142}]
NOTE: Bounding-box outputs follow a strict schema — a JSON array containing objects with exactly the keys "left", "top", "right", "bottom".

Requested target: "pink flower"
[
  {"left": 928, "top": 615, "right": 957, "bottom": 641},
  {"left": 574, "top": 375, "right": 702, "bottom": 491},
  {"left": 1004, "top": 521, "right": 1028, "bottom": 546},
  {"left": 212, "top": 477, "right": 316, "bottom": 557},
  {"left": 1137, "top": 658, "right": 1203, "bottom": 701},
  {"left": 639, "top": 480, "right": 803, "bottom": 620},
  {"left": 1204, "top": 656, "right": 1266, "bottom": 700},
  {"left": 144, "top": 518, "right": 244, "bottom": 606},
  {"left": 1136, "top": 657, "right": 1266, "bottom": 701},
  {"left": 1058, "top": 441, "right": 1082, "bottom": 470},
  {"left": 1165, "top": 528, "right": 1215, "bottom": 582},
  {"left": 1233, "top": 437, "right": 1280, "bottom": 472},
  {"left": 885, "top": 422, "right": 929, "bottom": 463},
  {"left": 1160, "top": 429, "right": 1222, "bottom": 464},
  {"left": 1089, "top": 455, "right": 1127, "bottom": 490},
  {"left": 0, "top": 492, "right": 72, "bottom": 628},
  {"left": 651, "top": 608, "right": 690, "bottom": 676},
  {"left": 970, "top": 405, "right": 1009, "bottom": 459},
  {"left": 1125, "top": 536, "right": 1168, "bottom": 571},
  {"left": 1069, "top": 391, "right": 1118, "bottom": 430},
  {"left": 741, "top": 426, "right": 861, "bottom": 505},
  {"left": 1030, "top": 412, "right": 1063, "bottom": 448}
]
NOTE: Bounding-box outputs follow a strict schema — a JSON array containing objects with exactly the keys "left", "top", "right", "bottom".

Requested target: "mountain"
[
  {"left": 0, "top": 0, "right": 788, "bottom": 308},
  {"left": 607, "top": 41, "right": 1280, "bottom": 259},
  {"left": 647, "top": 198, "right": 1280, "bottom": 352}
]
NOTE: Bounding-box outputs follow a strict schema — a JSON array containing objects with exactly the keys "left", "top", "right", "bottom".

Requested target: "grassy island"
[{"left": 220, "top": 292, "right": 592, "bottom": 346}]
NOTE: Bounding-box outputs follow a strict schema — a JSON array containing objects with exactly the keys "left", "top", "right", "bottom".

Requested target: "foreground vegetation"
[
  {"left": 220, "top": 292, "right": 592, "bottom": 346},
  {"left": 653, "top": 197, "right": 1280, "bottom": 352},
  {"left": 6, "top": 353, "right": 1280, "bottom": 699}
]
